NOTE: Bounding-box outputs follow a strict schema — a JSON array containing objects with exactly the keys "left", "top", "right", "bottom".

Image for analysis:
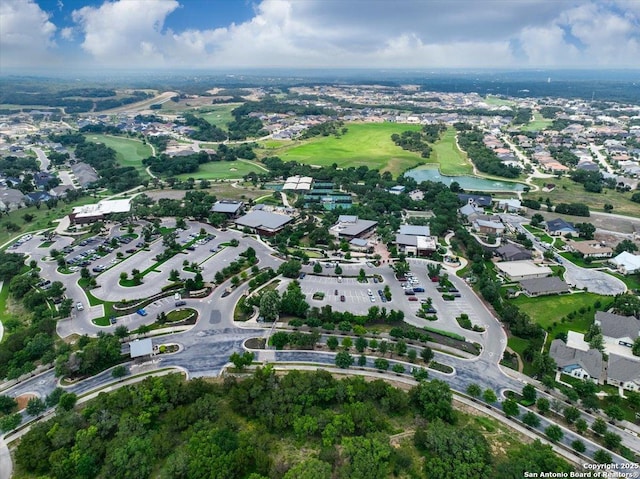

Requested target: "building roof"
[
  {"left": 495, "top": 260, "right": 552, "bottom": 278},
  {"left": 568, "top": 241, "right": 613, "bottom": 256},
  {"left": 335, "top": 219, "right": 377, "bottom": 237},
  {"left": 283, "top": 175, "right": 313, "bottom": 191},
  {"left": 595, "top": 311, "right": 640, "bottom": 340},
  {"left": 459, "top": 203, "right": 483, "bottom": 217},
  {"left": 129, "top": 338, "right": 153, "bottom": 358},
  {"left": 458, "top": 193, "right": 492, "bottom": 207},
  {"left": 610, "top": 251, "right": 640, "bottom": 272},
  {"left": 607, "top": 354, "right": 640, "bottom": 383},
  {"left": 234, "top": 210, "right": 293, "bottom": 231},
  {"left": 338, "top": 215, "right": 358, "bottom": 223},
  {"left": 497, "top": 198, "right": 522, "bottom": 209},
  {"left": 520, "top": 277, "right": 570, "bottom": 295},
  {"left": 546, "top": 218, "right": 576, "bottom": 233},
  {"left": 399, "top": 225, "right": 431, "bottom": 236},
  {"left": 496, "top": 243, "right": 532, "bottom": 261},
  {"left": 72, "top": 199, "right": 131, "bottom": 218},
  {"left": 395, "top": 234, "right": 418, "bottom": 247},
  {"left": 349, "top": 238, "right": 369, "bottom": 247},
  {"left": 549, "top": 339, "right": 603, "bottom": 379},
  {"left": 211, "top": 200, "right": 243, "bottom": 214},
  {"left": 566, "top": 331, "right": 590, "bottom": 352},
  {"left": 474, "top": 219, "right": 505, "bottom": 230}
]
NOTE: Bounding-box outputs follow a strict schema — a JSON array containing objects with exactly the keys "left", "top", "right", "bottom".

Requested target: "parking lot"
[{"left": 296, "top": 275, "right": 391, "bottom": 311}]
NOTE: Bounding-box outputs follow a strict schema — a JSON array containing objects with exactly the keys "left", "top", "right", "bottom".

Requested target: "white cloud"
[
  {"left": 54, "top": 0, "right": 640, "bottom": 69},
  {"left": 60, "top": 27, "right": 74, "bottom": 40},
  {"left": 0, "top": 0, "right": 57, "bottom": 68},
  {"left": 72, "top": 0, "right": 179, "bottom": 66}
]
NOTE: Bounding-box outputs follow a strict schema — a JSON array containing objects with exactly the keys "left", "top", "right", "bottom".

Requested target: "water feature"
[{"left": 404, "top": 166, "right": 525, "bottom": 192}]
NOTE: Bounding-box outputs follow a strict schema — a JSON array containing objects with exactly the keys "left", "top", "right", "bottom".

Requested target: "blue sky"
[{"left": 1, "top": 0, "right": 639, "bottom": 71}]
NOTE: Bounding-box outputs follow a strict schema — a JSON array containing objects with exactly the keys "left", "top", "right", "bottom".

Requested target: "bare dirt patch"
[{"left": 16, "top": 393, "right": 36, "bottom": 410}]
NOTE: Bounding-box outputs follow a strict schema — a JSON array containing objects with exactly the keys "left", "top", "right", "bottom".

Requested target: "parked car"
[
  {"left": 413, "top": 287, "right": 425, "bottom": 293},
  {"left": 425, "top": 307, "right": 437, "bottom": 314},
  {"left": 340, "top": 295, "right": 345, "bottom": 302},
  {"left": 404, "top": 290, "right": 415, "bottom": 295},
  {"left": 299, "top": 272, "right": 306, "bottom": 279},
  {"left": 175, "top": 300, "right": 186, "bottom": 307},
  {"left": 334, "top": 289, "right": 338, "bottom": 295},
  {"left": 76, "top": 302, "right": 84, "bottom": 311},
  {"left": 408, "top": 296, "right": 418, "bottom": 301},
  {"left": 110, "top": 316, "right": 117, "bottom": 324},
  {"left": 136, "top": 309, "right": 147, "bottom": 316}
]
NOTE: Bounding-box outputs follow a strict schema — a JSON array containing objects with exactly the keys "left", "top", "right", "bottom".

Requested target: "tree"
[
  {"left": 575, "top": 222, "right": 596, "bottom": 240},
  {"left": 522, "top": 384, "right": 537, "bottom": 403},
  {"left": 420, "top": 346, "right": 433, "bottom": 363},
  {"left": 605, "top": 404, "right": 625, "bottom": 423},
  {"left": 259, "top": 290, "right": 281, "bottom": 322},
  {"left": 0, "top": 395, "right": 17, "bottom": 415},
  {"left": 483, "top": 389, "right": 497, "bottom": 404},
  {"left": 326, "top": 336, "right": 338, "bottom": 350},
  {"left": 530, "top": 213, "right": 544, "bottom": 227},
  {"left": 355, "top": 336, "right": 368, "bottom": 353},
  {"left": 341, "top": 337, "right": 352, "bottom": 350},
  {"left": 0, "top": 414, "right": 21, "bottom": 433},
  {"left": 563, "top": 406, "right": 581, "bottom": 424},
  {"left": 467, "top": 383, "right": 482, "bottom": 398},
  {"left": 614, "top": 239, "right": 638, "bottom": 255},
  {"left": 392, "top": 363, "right": 405, "bottom": 374},
  {"left": 283, "top": 458, "right": 332, "bottom": 479},
  {"left": 575, "top": 418, "right": 588, "bottom": 434},
  {"left": 57, "top": 392, "right": 78, "bottom": 411},
  {"left": 593, "top": 449, "right": 612, "bottom": 464},
  {"left": 340, "top": 435, "right": 391, "bottom": 479},
  {"left": 334, "top": 264, "right": 342, "bottom": 275},
  {"left": 111, "top": 365, "right": 127, "bottom": 378},
  {"left": 280, "top": 281, "right": 309, "bottom": 318},
  {"left": 278, "top": 260, "right": 302, "bottom": 278},
  {"left": 407, "top": 348, "right": 417, "bottom": 362},
  {"left": 25, "top": 397, "right": 46, "bottom": 416},
  {"left": 374, "top": 358, "right": 389, "bottom": 370},
  {"left": 378, "top": 341, "right": 389, "bottom": 356},
  {"left": 114, "top": 325, "right": 129, "bottom": 339},
  {"left": 335, "top": 351, "right": 353, "bottom": 369},
  {"left": 633, "top": 337, "right": 640, "bottom": 357},
  {"left": 313, "top": 263, "right": 322, "bottom": 274},
  {"left": 592, "top": 417, "right": 608, "bottom": 436},
  {"left": 532, "top": 352, "right": 556, "bottom": 378},
  {"left": 411, "top": 379, "right": 455, "bottom": 423},
  {"left": 358, "top": 355, "right": 367, "bottom": 367},
  {"left": 545, "top": 425, "right": 563, "bottom": 442},
  {"left": 522, "top": 411, "right": 540, "bottom": 428},
  {"left": 572, "top": 440, "right": 586, "bottom": 453},
  {"left": 603, "top": 431, "right": 622, "bottom": 451},
  {"left": 269, "top": 331, "right": 289, "bottom": 350},
  {"left": 394, "top": 340, "right": 407, "bottom": 356},
  {"left": 502, "top": 399, "right": 520, "bottom": 418}
]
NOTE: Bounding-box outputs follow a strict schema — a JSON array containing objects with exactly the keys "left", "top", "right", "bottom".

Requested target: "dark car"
[
  {"left": 334, "top": 289, "right": 338, "bottom": 295},
  {"left": 126, "top": 248, "right": 136, "bottom": 254},
  {"left": 408, "top": 296, "right": 418, "bottom": 301},
  {"left": 110, "top": 316, "right": 117, "bottom": 324},
  {"left": 425, "top": 307, "right": 437, "bottom": 314},
  {"left": 413, "top": 287, "right": 425, "bottom": 293},
  {"left": 299, "top": 272, "right": 306, "bottom": 279},
  {"left": 340, "top": 295, "right": 345, "bottom": 302},
  {"left": 175, "top": 300, "right": 186, "bottom": 307},
  {"left": 186, "top": 246, "right": 195, "bottom": 251}
]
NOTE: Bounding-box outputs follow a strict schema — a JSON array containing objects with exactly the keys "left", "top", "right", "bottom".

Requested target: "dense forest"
[{"left": 14, "top": 369, "right": 572, "bottom": 479}]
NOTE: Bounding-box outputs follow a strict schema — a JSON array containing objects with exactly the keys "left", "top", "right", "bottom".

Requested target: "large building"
[
  {"left": 234, "top": 210, "right": 293, "bottom": 236},
  {"left": 331, "top": 215, "right": 377, "bottom": 239},
  {"left": 394, "top": 224, "right": 437, "bottom": 257},
  {"left": 549, "top": 335, "right": 603, "bottom": 383},
  {"left": 520, "top": 277, "right": 570, "bottom": 297},
  {"left": 609, "top": 251, "right": 640, "bottom": 275},
  {"left": 210, "top": 200, "right": 244, "bottom": 218},
  {"left": 495, "top": 260, "right": 552, "bottom": 282},
  {"left": 69, "top": 199, "right": 131, "bottom": 225}
]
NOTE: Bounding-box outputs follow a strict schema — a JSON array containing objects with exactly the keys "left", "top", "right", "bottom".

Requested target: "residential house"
[
  {"left": 607, "top": 355, "right": 640, "bottom": 392},
  {"left": 457, "top": 193, "right": 492, "bottom": 208},
  {"left": 0, "top": 188, "right": 26, "bottom": 211},
  {"left": 496, "top": 198, "right": 522, "bottom": 212},
  {"left": 496, "top": 243, "right": 532, "bottom": 262},
  {"left": 609, "top": 251, "right": 640, "bottom": 275},
  {"left": 566, "top": 240, "right": 613, "bottom": 258},
  {"left": 473, "top": 218, "right": 505, "bottom": 235},
  {"left": 520, "top": 277, "right": 570, "bottom": 297},
  {"left": 595, "top": 311, "right": 640, "bottom": 348},
  {"left": 549, "top": 335, "right": 603, "bottom": 383},
  {"left": 545, "top": 218, "right": 577, "bottom": 236}
]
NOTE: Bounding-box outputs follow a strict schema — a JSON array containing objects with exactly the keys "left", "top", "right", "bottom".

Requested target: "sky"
[{"left": 1, "top": 0, "right": 639, "bottom": 72}]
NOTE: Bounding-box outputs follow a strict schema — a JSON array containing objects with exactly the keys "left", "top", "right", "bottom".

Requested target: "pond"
[{"left": 405, "top": 166, "right": 525, "bottom": 192}]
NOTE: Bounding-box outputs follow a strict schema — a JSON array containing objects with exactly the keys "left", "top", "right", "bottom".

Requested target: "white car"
[{"left": 76, "top": 302, "right": 84, "bottom": 311}]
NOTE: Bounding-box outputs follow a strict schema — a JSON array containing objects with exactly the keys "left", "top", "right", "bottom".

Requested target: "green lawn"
[
  {"left": 510, "top": 292, "right": 606, "bottom": 348},
  {"left": 507, "top": 336, "right": 535, "bottom": 376},
  {"left": 523, "top": 224, "right": 553, "bottom": 243},
  {"left": 195, "top": 104, "right": 240, "bottom": 130},
  {"left": 526, "top": 177, "right": 640, "bottom": 217},
  {"left": 264, "top": 122, "right": 425, "bottom": 176},
  {"left": 175, "top": 160, "right": 265, "bottom": 180},
  {"left": 484, "top": 95, "right": 516, "bottom": 107},
  {"left": 559, "top": 252, "right": 605, "bottom": 269},
  {"left": 605, "top": 271, "right": 640, "bottom": 292},
  {"left": 85, "top": 134, "right": 152, "bottom": 176},
  {"left": 430, "top": 127, "right": 473, "bottom": 176},
  {"left": 520, "top": 112, "right": 553, "bottom": 132}
]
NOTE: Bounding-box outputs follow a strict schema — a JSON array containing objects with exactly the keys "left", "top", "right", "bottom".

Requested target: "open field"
[
  {"left": 484, "top": 95, "right": 516, "bottom": 107},
  {"left": 526, "top": 177, "right": 640, "bottom": 217},
  {"left": 520, "top": 112, "right": 553, "bottom": 132},
  {"left": 430, "top": 127, "right": 474, "bottom": 176},
  {"left": 195, "top": 103, "right": 241, "bottom": 130},
  {"left": 261, "top": 122, "right": 425, "bottom": 176},
  {"left": 86, "top": 134, "right": 152, "bottom": 176},
  {"left": 175, "top": 160, "right": 265, "bottom": 180},
  {"left": 510, "top": 292, "right": 606, "bottom": 348},
  {"left": 144, "top": 182, "right": 268, "bottom": 202}
]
